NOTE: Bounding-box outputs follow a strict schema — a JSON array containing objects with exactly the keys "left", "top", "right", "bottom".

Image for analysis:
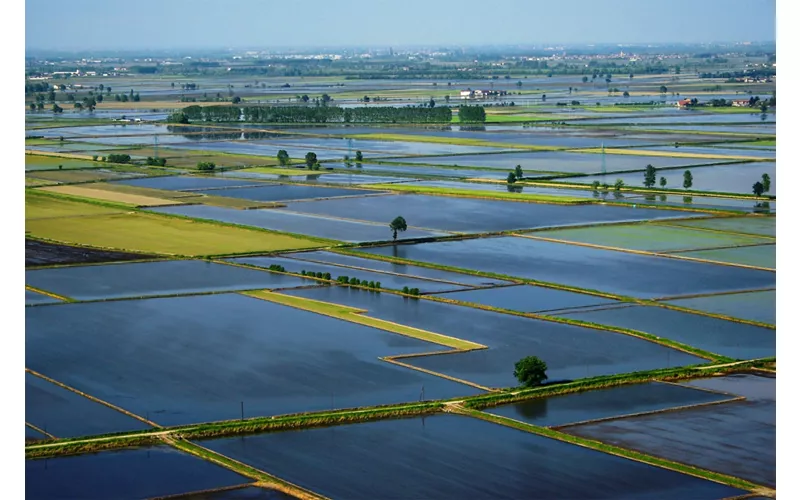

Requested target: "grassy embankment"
[
  {"left": 25, "top": 191, "right": 326, "bottom": 257},
  {"left": 366, "top": 183, "right": 590, "bottom": 204},
  {"left": 579, "top": 147, "right": 770, "bottom": 162},
  {"left": 25, "top": 359, "right": 773, "bottom": 460}
]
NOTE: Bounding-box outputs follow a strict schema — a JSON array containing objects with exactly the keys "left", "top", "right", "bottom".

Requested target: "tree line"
[{"left": 176, "top": 105, "right": 452, "bottom": 124}]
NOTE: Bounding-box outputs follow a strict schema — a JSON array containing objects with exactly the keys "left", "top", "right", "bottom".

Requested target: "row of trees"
[
  {"left": 458, "top": 105, "right": 486, "bottom": 123},
  {"left": 178, "top": 105, "right": 453, "bottom": 124}
]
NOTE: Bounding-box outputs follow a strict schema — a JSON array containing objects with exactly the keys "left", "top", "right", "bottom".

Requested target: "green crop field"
[
  {"left": 533, "top": 222, "right": 770, "bottom": 252},
  {"left": 25, "top": 192, "right": 322, "bottom": 256}
]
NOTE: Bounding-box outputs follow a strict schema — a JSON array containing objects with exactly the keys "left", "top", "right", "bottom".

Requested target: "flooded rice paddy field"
[
  {"left": 26, "top": 372, "right": 150, "bottom": 438},
  {"left": 577, "top": 113, "right": 776, "bottom": 126},
  {"left": 228, "top": 256, "right": 472, "bottom": 293},
  {"left": 621, "top": 192, "right": 774, "bottom": 213},
  {"left": 399, "top": 151, "right": 730, "bottom": 174},
  {"left": 282, "top": 194, "right": 694, "bottom": 233},
  {"left": 678, "top": 244, "right": 776, "bottom": 269},
  {"left": 219, "top": 170, "right": 411, "bottom": 185},
  {"left": 262, "top": 136, "right": 510, "bottom": 155},
  {"left": 26, "top": 446, "right": 252, "bottom": 500},
  {"left": 486, "top": 381, "right": 733, "bottom": 427},
  {"left": 25, "top": 260, "right": 311, "bottom": 301},
  {"left": 25, "top": 293, "right": 481, "bottom": 426},
  {"left": 668, "top": 215, "right": 775, "bottom": 237},
  {"left": 193, "top": 184, "right": 382, "bottom": 202},
  {"left": 432, "top": 284, "right": 617, "bottom": 313},
  {"left": 665, "top": 290, "right": 775, "bottom": 325},
  {"left": 362, "top": 237, "right": 776, "bottom": 298},
  {"left": 573, "top": 161, "right": 776, "bottom": 194},
  {"left": 330, "top": 162, "right": 509, "bottom": 179},
  {"left": 202, "top": 414, "right": 746, "bottom": 500},
  {"left": 411, "top": 180, "right": 626, "bottom": 198},
  {"left": 568, "top": 374, "right": 776, "bottom": 487},
  {"left": 558, "top": 304, "right": 775, "bottom": 359},
  {"left": 284, "top": 287, "right": 705, "bottom": 388},
  {"left": 284, "top": 250, "right": 513, "bottom": 287},
  {"left": 643, "top": 145, "right": 776, "bottom": 159},
  {"left": 150, "top": 204, "right": 448, "bottom": 242},
  {"left": 25, "top": 289, "right": 62, "bottom": 306},
  {"left": 532, "top": 222, "right": 770, "bottom": 252}
]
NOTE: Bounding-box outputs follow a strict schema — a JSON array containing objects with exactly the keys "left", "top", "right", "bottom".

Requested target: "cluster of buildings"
[{"left": 459, "top": 89, "right": 509, "bottom": 99}]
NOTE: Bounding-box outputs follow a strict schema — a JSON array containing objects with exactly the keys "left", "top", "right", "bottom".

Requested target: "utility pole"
[
  {"left": 154, "top": 135, "right": 159, "bottom": 160},
  {"left": 240, "top": 401, "right": 244, "bottom": 421}
]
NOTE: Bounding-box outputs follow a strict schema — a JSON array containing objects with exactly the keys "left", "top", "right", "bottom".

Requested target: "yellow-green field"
[
  {"left": 37, "top": 185, "right": 180, "bottom": 207},
  {"left": 245, "top": 290, "right": 484, "bottom": 350},
  {"left": 25, "top": 192, "right": 323, "bottom": 256},
  {"left": 368, "top": 183, "right": 588, "bottom": 204},
  {"left": 580, "top": 147, "right": 767, "bottom": 161}
]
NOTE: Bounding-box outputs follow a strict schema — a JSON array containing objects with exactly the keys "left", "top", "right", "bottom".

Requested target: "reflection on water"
[{"left": 683, "top": 196, "right": 692, "bottom": 204}]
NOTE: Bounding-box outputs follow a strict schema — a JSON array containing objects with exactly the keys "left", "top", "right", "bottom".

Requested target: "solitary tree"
[
  {"left": 305, "top": 152, "right": 318, "bottom": 168},
  {"left": 355, "top": 150, "right": 363, "bottom": 162},
  {"left": 761, "top": 173, "right": 771, "bottom": 193},
  {"left": 507, "top": 172, "right": 517, "bottom": 184},
  {"left": 514, "top": 356, "right": 548, "bottom": 387},
  {"left": 389, "top": 216, "right": 407, "bottom": 241},
  {"left": 614, "top": 178, "right": 625, "bottom": 191},
  {"left": 659, "top": 176, "right": 667, "bottom": 188},
  {"left": 277, "top": 149, "right": 290, "bottom": 166},
  {"left": 582, "top": 76, "right": 589, "bottom": 83},
  {"left": 643, "top": 164, "right": 657, "bottom": 188},
  {"left": 683, "top": 170, "right": 693, "bottom": 190},
  {"left": 591, "top": 180, "right": 600, "bottom": 191},
  {"left": 753, "top": 181, "right": 764, "bottom": 197},
  {"left": 659, "top": 85, "right": 668, "bottom": 94},
  {"left": 514, "top": 165, "right": 524, "bottom": 180}
]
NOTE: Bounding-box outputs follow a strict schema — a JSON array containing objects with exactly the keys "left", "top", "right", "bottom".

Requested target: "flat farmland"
[
  {"left": 26, "top": 446, "right": 252, "bottom": 500},
  {"left": 37, "top": 185, "right": 179, "bottom": 207},
  {"left": 284, "top": 287, "right": 705, "bottom": 388},
  {"left": 25, "top": 260, "right": 311, "bottom": 300},
  {"left": 228, "top": 256, "right": 472, "bottom": 293},
  {"left": 558, "top": 305, "right": 774, "bottom": 360},
  {"left": 666, "top": 216, "right": 775, "bottom": 237},
  {"left": 194, "top": 184, "right": 382, "bottom": 202},
  {"left": 284, "top": 250, "right": 512, "bottom": 287},
  {"left": 151, "top": 204, "right": 448, "bottom": 242},
  {"left": 533, "top": 222, "right": 770, "bottom": 252},
  {"left": 486, "top": 381, "right": 734, "bottom": 427},
  {"left": 113, "top": 176, "right": 263, "bottom": 191},
  {"left": 201, "top": 414, "right": 746, "bottom": 500},
  {"left": 282, "top": 194, "right": 693, "bottom": 233},
  {"left": 362, "top": 237, "right": 776, "bottom": 298},
  {"left": 265, "top": 137, "right": 510, "bottom": 155},
  {"left": 25, "top": 155, "right": 102, "bottom": 171},
  {"left": 677, "top": 244, "right": 776, "bottom": 269},
  {"left": 26, "top": 372, "right": 150, "bottom": 438},
  {"left": 433, "top": 284, "right": 617, "bottom": 313},
  {"left": 335, "top": 162, "right": 508, "bottom": 179},
  {"left": 26, "top": 198, "right": 323, "bottom": 256},
  {"left": 25, "top": 293, "right": 481, "bottom": 426},
  {"left": 576, "top": 161, "right": 776, "bottom": 194},
  {"left": 567, "top": 374, "right": 776, "bottom": 488},
  {"left": 665, "top": 290, "right": 775, "bottom": 325},
  {"left": 399, "top": 151, "right": 730, "bottom": 175}
]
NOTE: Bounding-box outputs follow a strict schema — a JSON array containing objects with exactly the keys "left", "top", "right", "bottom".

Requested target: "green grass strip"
[
  {"left": 244, "top": 290, "right": 485, "bottom": 350},
  {"left": 367, "top": 183, "right": 589, "bottom": 204}
]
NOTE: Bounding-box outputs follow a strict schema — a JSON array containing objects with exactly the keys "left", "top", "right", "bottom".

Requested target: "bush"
[
  {"left": 323, "top": 272, "right": 332, "bottom": 280},
  {"left": 106, "top": 154, "right": 131, "bottom": 164},
  {"left": 197, "top": 161, "right": 216, "bottom": 171},
  {"left": 375, "top": 281, "right": 381, "bottom": 289},
  {"left": 402, "top": 286, "right": 409, "bottom": 294}
]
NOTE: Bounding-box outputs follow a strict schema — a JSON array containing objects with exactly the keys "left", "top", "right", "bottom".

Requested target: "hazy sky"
[{"left": 26, "top": 0, "right": 776, "bottom": 51}]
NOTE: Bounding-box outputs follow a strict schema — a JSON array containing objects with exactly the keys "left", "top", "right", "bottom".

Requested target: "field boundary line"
[
  {"left": 513, "top": 233, "right": 775, "bottom": 272},
  {"left": 655, "top": 379, "right": 743, "bottom": 398},
  {"left": 244, "top": 289, "right": 486, "bottom": 351},
  {"left": 459, "top": 408, "right": 770, "bottom": 493},
  {"left": 165, "top": 438, "right": 330, "bottom": 500},
  {"left": 653, "top": 287, "right": 775, "bottom": 302},
  {"left": 380, "top": 356, "right": 496, "bottom": 392},
  {"left": 661, "top": 242, "right": 775, "bottom": 254},
  {"left": 272, "top": 208, "right": 459, "bottom": 235},
  {"left": 654, "top": 221, "right": 775, "bottom": 240},
  {"left": 25, "top": 368, "right": 163, "bottom": 428},
  {"left": 145, "top": 483, "right": 256, "bottom": 500},
  {"left": 648, "top": 301, "right": 776, "bottom": 330},
  {"left": 25, "top": 285, "right": 72, "bottom": 303},
  {"left": 550, "top": 395, "right": 745, "bottom": 430},
  {"left": 26, "top": 422, "right": 56, "bottom": 440}
]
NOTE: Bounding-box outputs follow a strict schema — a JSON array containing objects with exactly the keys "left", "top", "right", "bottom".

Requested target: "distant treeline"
[{"left": 177, "top": 105, "right": 452, "bottom": 123}]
